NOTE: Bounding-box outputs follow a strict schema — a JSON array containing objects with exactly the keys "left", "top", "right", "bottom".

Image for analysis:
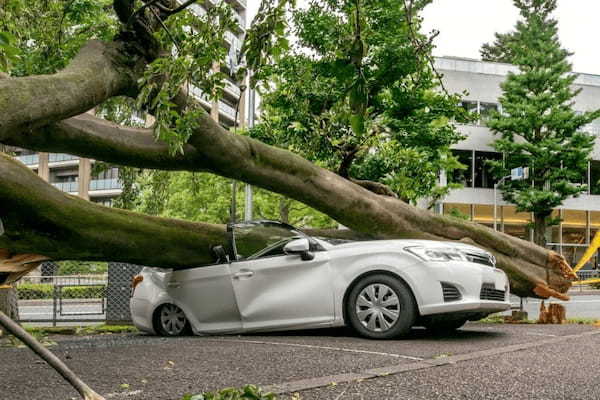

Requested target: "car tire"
[
  {"left": 155, "top": 303, "right": 190, "bottom": 336},
  {"left": 346, "top": 274, "right": 417, "bottom": 339},
  {"left": 423, "top": 317, "right": 468, "bottom": 334}
]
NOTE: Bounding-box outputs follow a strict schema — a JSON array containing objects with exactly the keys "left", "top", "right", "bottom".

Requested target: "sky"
[{"left": 247, "top": 0, "right": 600, "bottom": 75}]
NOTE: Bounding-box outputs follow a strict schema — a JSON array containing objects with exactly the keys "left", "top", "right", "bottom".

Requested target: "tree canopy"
[{"left": 250, "top": 0, "right": 469, "bottom": 204}]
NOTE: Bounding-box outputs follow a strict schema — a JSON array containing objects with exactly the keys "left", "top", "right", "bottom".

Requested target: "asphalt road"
[{"left": 1, "top": 323, "right": 599, "bottom": 400}]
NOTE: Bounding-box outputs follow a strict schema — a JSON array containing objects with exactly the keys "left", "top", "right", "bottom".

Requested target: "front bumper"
[{"left": 415, "top": 261, "right": 510, "bottom": 316}]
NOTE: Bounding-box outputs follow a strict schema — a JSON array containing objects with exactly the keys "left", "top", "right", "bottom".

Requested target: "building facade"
[
  {"left": 12, "top": 0, "right": 248, "bottom": 207},
  {"left": 435, "top": 56, "right": 600, "bottom": 268}
]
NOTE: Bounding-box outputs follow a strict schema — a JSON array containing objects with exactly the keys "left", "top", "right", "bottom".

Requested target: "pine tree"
[{"left": 486, "top": 0, "right": 600, "bottom": 246}]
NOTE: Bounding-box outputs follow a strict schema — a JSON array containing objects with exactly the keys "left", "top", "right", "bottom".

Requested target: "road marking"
[
  {"left": 206, "top": 338, "right": 424, "bottom": 361},
  {"left": 263, "top": 329, "right": 600, "bottom": 395},
  {"left": 525, "top": 332, "right": 557, "bottom": 337},
  {"left": 105, "top": 390, "right": 143, "bottom": 398}
]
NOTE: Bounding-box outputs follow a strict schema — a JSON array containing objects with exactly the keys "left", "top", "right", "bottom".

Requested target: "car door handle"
[
  {"left": 167, "top": 283, "right": 181, "bottom": 288},
  {"left": 233, "top": 270, "right": 254, "bottom": 279}
]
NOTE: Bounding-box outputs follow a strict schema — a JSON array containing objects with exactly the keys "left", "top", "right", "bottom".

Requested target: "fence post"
[{"left": 52, "top": 285, "right": 58, "bottom": 327}]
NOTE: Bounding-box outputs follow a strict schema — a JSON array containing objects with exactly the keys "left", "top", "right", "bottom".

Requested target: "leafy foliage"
[
  {"left": 135, "top": 3, "right": 238, "bottom": 153},
  {"left": 132, "top": 170, "right": 336, "bottom": 228},
  {"left": 181, "top": 385, "right": 276, "bottom": 400},
  {"left": 0, "top": 0, "right": 117, "bottom": 76},
  {"left": 250, "top": 0, "right": 469, "bottom": 203},
  {"left": 484, "top": 0, "right": 600, "bottom": 243}
]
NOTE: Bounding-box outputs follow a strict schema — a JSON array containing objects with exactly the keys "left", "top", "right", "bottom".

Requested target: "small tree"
[{"left": 486, "top": 0, "right": 600, "bottom": 246}]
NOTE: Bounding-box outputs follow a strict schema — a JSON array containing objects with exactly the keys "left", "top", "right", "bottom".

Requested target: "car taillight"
[{"left": 131, "top": 275, "right": 143, "bottom": 296}]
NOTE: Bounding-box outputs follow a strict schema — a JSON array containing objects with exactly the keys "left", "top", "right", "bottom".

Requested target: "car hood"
[{"left": 326, "top": 239, "right": 490, "bottom": 254}]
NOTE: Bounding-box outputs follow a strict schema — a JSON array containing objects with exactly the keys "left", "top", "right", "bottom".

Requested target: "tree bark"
[{"left": 533, "top": 213, "right": 548, "bottom": 247}]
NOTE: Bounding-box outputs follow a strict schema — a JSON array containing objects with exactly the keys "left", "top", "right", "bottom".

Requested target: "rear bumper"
[{"left": 130, "top": 298, "right": 155, "bottom": 334}]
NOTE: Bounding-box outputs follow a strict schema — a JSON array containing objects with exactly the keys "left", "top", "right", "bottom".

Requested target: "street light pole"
[{"left": 244, "top": 79, "right": 256, "bottom": 222}]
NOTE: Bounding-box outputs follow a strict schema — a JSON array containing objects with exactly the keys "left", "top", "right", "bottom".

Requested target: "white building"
[{"left": 435, "top": 56, "right": 600, "bottom": 267}]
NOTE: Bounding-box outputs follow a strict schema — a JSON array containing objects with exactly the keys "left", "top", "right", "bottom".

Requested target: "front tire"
[
  {"left": 155, "top": 304, "right": 190, "bottom": 336},
  {"left": 346, "top": 274, "right": 417, "bottom": 339}
]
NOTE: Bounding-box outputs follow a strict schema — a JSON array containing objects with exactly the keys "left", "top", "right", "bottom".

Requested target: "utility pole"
[{"left": 244, "top": 81, "right": 256, "bottom": 221}]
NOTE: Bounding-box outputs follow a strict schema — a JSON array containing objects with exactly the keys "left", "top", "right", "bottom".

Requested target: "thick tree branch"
[
  {"left": 2, "top": 114, "right": 204, "bottom": 171},
  {"left": 0, "top": 41, "right": 140, "bottom": 139},
  {"left": 0, "top": 154, "right": 226, "bottom": 267}
]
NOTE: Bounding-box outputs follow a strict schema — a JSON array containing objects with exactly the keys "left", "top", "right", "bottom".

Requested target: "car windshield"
[{"left": 232, "top": 221, "right": 308, "bottom": 260}]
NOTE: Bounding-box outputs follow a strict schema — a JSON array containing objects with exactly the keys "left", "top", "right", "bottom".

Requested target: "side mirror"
[{"left": 283, "top": 238, "right": 314, "bottom": 261}]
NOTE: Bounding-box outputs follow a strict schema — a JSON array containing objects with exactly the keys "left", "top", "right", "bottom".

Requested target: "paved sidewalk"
[{"left": 1, "top": 323, "right": 598, "bottom": 400}]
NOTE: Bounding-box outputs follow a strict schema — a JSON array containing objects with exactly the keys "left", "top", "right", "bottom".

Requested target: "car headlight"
[{"left": 404, "top": 246, "right": 467, "bottom": 262}]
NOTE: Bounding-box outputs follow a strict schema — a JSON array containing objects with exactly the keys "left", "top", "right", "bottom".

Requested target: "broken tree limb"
[{"left": 0, "top": 308, "right": 105, "bottom": 400}]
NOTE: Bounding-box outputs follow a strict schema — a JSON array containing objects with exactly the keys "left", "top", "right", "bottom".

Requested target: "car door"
[
  {"left": 168, "top": 263, "right": 242, "bottom": 333},
  {"left": 230, "top": 250, "right": 334, "bottom": 330}
]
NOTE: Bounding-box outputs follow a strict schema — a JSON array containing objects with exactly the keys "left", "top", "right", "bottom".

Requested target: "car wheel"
[
  {"left": 423, "top": 317, "right": 468, "bottom": 334},
  {"left": 346, "top": 274, "right": 417, "bottom": 339},
  {"left": 156, "top": 304, "right": 190, "bottom": 336}
]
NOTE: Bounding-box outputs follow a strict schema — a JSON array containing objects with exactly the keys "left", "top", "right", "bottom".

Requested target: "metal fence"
[{"left": 16, "top": 262, "right": 143, "bottom": 326}]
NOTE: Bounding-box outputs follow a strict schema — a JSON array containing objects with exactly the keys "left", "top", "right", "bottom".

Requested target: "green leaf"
[{"left": 350, "top": 113, "right": 365, "bottom": 135}]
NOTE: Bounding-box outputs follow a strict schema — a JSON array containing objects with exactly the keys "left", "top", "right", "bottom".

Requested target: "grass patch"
[{"left": 23, "top": 324, "right": 138, "bottom": 336}]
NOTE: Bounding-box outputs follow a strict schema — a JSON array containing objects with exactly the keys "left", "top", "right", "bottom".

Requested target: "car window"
[{"left": 233, "top": 222, "right": 307, "bottom": 260}]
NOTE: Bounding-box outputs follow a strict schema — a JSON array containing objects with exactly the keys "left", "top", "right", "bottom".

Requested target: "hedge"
[{"left": 17, "top": 284, "right": 106, "bottom": 300}]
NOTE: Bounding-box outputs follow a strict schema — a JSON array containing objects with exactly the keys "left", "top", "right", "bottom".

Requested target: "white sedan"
[{"left": 130, "top": 220, "right": 510, "bottom": 339}]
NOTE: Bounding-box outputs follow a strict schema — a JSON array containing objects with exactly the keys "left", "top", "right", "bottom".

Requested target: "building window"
[
  {"left": 94, "top": 167, "right": 119, "bottom": 180},
  {"left": 474, "top": 151, "right": 502, "bottom": 189},
  {"left": 450, "top": 150, "right": 473, "bottom": 187},
  {"left": 459, "top": 101, "right": 500, "bottom": 126},
  {"left": 443, "top": 203, "right": 471, "bottom": 220},
  {"left": 479, "top": 102, "right": 499, "bottom": 125},
  {"left": 460, "top": 100, "right": 478, "bottom": 115}
]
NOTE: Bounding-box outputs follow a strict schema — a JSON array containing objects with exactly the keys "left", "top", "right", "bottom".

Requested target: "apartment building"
[
  {"left": 435, "top": 56, "right": 600, "bottom": 267},
  {"left": 13, "top": 0, "right": 248, "bottom": 206}
]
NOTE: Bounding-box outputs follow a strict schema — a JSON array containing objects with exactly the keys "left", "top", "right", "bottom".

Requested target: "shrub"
[{"left": 17, "top": 284, "right": 105, "bottom": 299}]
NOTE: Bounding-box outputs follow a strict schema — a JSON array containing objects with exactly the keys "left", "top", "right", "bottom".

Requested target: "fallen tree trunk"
[{"left": 0, "top": 152, "right": 572, "bottom": 298}]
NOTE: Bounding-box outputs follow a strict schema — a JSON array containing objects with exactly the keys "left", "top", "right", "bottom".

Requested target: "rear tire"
[
  {"left": 346, "top": 274, "right": 417, "bottom": 339},
  {"left": 154, "top": 304, "right": 190, "bottom": 336}
]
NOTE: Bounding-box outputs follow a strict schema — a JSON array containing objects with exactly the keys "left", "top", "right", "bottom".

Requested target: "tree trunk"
[
  {"left": 533, "top": 213, "right": 548, "bottom": 247},
  {"left": 0, "top": 287, "right": 19, "bottom": 322}
]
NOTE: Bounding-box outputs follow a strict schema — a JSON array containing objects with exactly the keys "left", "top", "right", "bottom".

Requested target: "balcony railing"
[
  {"left": 89, "top": 178, "right": 123, "bottom": 191},
  {"left": 16, "top": 154, "right": 39, "bottom": 165},
  {"left": 49, "top": 153, "right": 79, "bottom": 163},
  {"left": 52, "top": 181, "right": 78, "bottom": 193},
  {"left": 219, "top": 100, "right": 237, "bottom": 119}
]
